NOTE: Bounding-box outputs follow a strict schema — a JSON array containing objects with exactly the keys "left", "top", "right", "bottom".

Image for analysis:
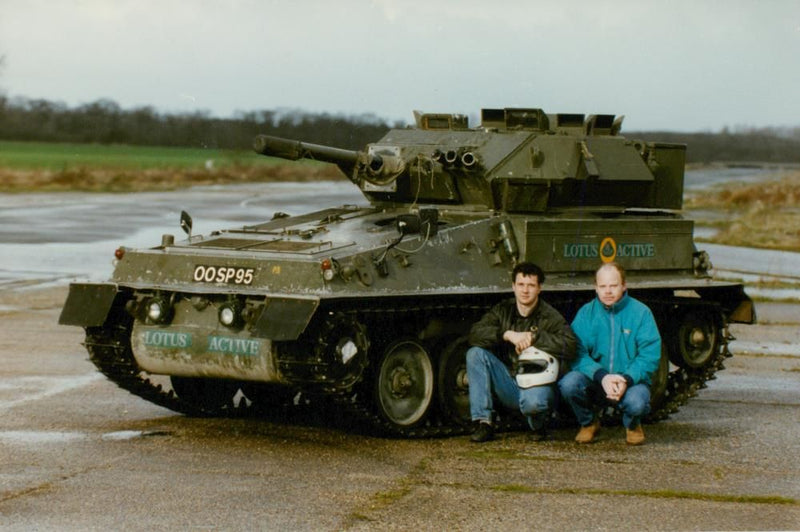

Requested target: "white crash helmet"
[{"left": 516, "top": 347, "right": 559, "bottom": 388}]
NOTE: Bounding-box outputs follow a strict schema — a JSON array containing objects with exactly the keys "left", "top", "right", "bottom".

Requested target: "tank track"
[
  {"left": 646, "top": 324, "right": 733, "bottom": 422},
  {"left": 324, "top": 299, "right": 525, "bottom": 438},
  {"left": 84, "top": 321, "right": 256, "bottom": 418},
  {"left": 81, "top": 299, "right": 732, "bottom": 438},
  {"left": 308, "top": 298, "right": 734, "bottom": 437}
]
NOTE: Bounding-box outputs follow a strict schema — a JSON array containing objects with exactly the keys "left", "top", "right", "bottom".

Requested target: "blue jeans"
[
  {"left": 466, "top": 346, "right": 555, "bottom": 431},
  {"left": 558, "top": 370, "right": 650, "bottom": 429}
]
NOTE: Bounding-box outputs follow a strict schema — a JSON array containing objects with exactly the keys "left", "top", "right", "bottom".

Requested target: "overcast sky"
[{"left": 1, "top": 0, "right": 799, "bottom": 132}]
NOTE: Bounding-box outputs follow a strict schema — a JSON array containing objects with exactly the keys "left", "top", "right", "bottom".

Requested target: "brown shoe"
[
  {"left": 574, "top": 419, "right": 600, "bottom": 444},
  {"left": 626, "top": 425, "right": 645, "bottom": 445}
]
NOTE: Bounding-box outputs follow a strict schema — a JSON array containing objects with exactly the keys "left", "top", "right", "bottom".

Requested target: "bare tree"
[{"left": 0, "top": 55, "right": 6, "bottom": 110}]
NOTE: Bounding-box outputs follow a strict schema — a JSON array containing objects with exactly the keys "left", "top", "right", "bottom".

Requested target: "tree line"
[
  {"left": 631, "top": 129, "right": 800, "bottom": 165},
  {"left": 0, "top": 96, "right": 398, "bottom": 151},
  {"left": 2, "top": 95, "right": 800, "bottom": 164}
]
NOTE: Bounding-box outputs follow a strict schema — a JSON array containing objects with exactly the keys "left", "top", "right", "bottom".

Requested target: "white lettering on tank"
[
  {"left": 143, "top": 330, "right": 191, "bottom": 348},
  {"left": 207, "top": 335, "right": 261, "bottom": 356},
  {"left": 192, "top": 265, "right": 255, "bottom": 285}
]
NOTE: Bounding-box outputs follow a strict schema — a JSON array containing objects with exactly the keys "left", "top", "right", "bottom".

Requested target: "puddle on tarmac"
[
  {"left": 0, "top": 431, "right": 88, "bottom": 444},
  {"left": 101, "top": 430, "right": 145, "bottom": 441},
  {"left": 0, "top": 429, "right": 172, "bottom": 445}
]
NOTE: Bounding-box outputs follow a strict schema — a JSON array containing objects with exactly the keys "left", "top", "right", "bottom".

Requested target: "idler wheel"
[{"left": 375, "top": 339, "right": 434, "bottom": 427}]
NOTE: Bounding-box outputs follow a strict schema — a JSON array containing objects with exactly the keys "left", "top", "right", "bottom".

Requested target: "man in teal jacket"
[{"left": 559, "top": 262, "right": 661, "bottom": 445}]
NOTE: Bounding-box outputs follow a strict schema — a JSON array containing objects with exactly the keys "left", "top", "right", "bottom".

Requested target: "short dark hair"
[{"left": 512, "top": 262, "right": 545, "bottom": 284}]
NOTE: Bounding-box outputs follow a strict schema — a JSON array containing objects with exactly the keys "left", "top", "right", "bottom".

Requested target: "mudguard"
[
  {"left": 58, "top": 282, "right": 118, "bottom": 327},
  {"left": 251, "top": 296, "right": 320, "bottom": 340}
]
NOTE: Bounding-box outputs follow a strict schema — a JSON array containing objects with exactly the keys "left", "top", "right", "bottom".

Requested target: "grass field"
[
  {"left": 0, "top": 140, "right": 272, "bottom": 170},
  {"left": 0, "top": 140, "right": 344, "bottom": 192},
  {"left": 686, "top": 170, "right": 800, "bottom": 251},
  {"left": 0, "top": 141, "right": 260, "bottom": 171}
]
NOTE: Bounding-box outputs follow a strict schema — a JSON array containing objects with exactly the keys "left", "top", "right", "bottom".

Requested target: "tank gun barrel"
[
  {"left": 253, "top": 134, "right": 401, "bottom": 184},
  {"left": 254, "top": 133, "right": 362, "bottom": 164},
  {"left": 254, "top": 134, "right": 376, "bottom": 174}
]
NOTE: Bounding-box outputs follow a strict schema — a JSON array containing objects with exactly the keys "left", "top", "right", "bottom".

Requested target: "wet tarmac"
[
  {"left": 0, "top": 181, "right": 362, "bottom": 289},
  {"left": 0, "top": 288, "right": 798, "bottom": 531},
  {"left": 1, "top": 170, "right": 799, "bottom": 529}
]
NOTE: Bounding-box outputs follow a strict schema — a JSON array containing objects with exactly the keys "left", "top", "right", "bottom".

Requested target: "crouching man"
[
  {"left": 467, "top": 262, "right": 577, "bottom": 443},
  {"left": 559, "top": 262, "right": 661, "bottom": 445}
]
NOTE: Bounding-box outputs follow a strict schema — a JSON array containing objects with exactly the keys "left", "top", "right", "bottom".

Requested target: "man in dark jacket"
[{"left": 467, "top": 262, "right": 577, "bottom": 442}]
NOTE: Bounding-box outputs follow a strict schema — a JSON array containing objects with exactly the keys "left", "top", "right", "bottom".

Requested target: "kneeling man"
[
  {"left": 559, "top": 262, "right": 661, "bottom": 445},
  {"left": 467, "top": 262, "right": 576, "bottom": 442}
]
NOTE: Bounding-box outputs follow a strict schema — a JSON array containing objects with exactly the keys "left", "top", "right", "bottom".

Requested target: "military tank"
[{"left": 59, "top": 107, "right": 755, "bottom": 437}]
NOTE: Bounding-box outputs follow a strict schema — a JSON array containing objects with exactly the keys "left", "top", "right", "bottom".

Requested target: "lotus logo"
[{"left": 600, "top": 237, "right": 617, "bottom": 263}]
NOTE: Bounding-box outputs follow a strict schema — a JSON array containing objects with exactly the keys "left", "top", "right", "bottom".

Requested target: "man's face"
[
  {"left": 513, "top": 273, "right": 541, "bottom": 307},
  {"left": 595, "top": 266, "right": 626, "bottom": 306}
]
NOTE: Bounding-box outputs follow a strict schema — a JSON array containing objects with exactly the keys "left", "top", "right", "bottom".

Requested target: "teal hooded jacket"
[{"left": 570, "top": 292, "right": 661, "bottom": 386}]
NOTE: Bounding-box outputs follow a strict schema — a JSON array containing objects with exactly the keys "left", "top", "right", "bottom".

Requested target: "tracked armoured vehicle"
[{"left": 60, "top": 107, "right": 755, "bottom": 437}]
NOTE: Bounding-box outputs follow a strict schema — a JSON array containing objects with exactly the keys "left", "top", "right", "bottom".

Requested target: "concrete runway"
[{"left": 1, "top": 286, "right": 798, "bottom": 531}]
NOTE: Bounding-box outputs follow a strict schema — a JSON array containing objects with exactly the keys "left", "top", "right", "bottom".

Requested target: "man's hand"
[
  {"left": 503, "top": 330, "right": 534, "bottom": 354},
  {"left": 601, "top": 374, "right": 628, "bottom": 402}
]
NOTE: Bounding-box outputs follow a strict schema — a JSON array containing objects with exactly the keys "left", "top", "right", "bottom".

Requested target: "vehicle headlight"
[
  {"left": 218, "top": 299, "right": 244, "bottom": 328},
  {"left": 145, "top": 296, "right": 172, "bottom": 324}
]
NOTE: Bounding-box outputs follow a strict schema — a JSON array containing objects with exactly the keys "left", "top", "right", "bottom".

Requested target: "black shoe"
[
  {"left": 470, "top": 422, "right": 494, "bottom": 443},
  {"left": 529, "top": 427, "right": 548, "bottom": 442}
]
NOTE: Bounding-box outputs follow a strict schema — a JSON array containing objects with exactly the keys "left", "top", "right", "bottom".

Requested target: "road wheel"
[
  {"left": 375, "top": 339, "right": 434, "bottom": 428},
  {"left": 436, "top": 336, "right": 472, "bottom": 426}
]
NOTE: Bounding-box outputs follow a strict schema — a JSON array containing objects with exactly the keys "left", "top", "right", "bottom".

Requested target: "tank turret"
[{"left": 255, "top": 108, "right": 684, "bottom": 213}]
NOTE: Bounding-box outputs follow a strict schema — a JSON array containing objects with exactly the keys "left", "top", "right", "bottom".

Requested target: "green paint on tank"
[{"left": 60, "top": 106, "right": 755, "bottom": 437}]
